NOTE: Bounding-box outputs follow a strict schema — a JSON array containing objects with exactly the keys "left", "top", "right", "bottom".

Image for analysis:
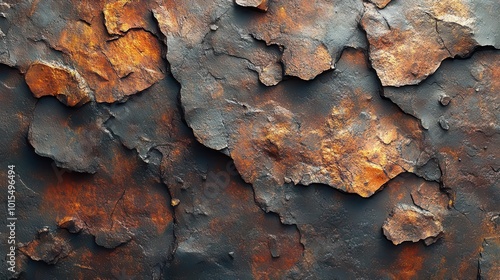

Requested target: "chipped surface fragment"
[
  {"left": 103, "top": 0, "right": 154, "bottom": 35},
  {"left": 19, "top": 228, "right": 71, "bottom": 265},
  {"left": 57, "top": 216, "right": 85, "bottom": 233},
  {"left": 384, "top": 50, "right": 500, "bottom": 195},
  {"left": 410, "top": 181, "right": 449, "bottom": 215},
  {"left": 235, "top": 0, "right": 268, "bottom": 11},
  {"left": 57, "top": 25, "right": 165, "bottom": 103},
  {"left": 361, "top": 0, "right": 499, "bottom": 86},
  {"left": 383, "top": 204, "right": 444, "bottom": 245},
  {"left": 158, "top": 40, "right": 424, "bottom": 197},
  {"left": 25, "top": 61, "right": 92, "bottom": 106}
]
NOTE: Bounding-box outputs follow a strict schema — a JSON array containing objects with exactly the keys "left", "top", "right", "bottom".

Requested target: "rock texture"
[
  {"left": 155, "top": 2, "right": 425, "bottom": 197},
  {"left": 28, "top": 99, "right": 109, "bottom": 173},
  {"left": 382, "top": 204, "right": 444, "bottom": 246},
  {"left": 361, "top": 0, "right": 499, "bottom": 86},
  {"left": 25, "top": 62, "right": 92, "bottom": 106},
  {"left": 479, "top": 237, "right": 500, "bottom": 279},
  {"left": 384, "top": 50, "right": 499, "bottom": 202},
  {"left": 19, "top": 228, "right": 71, "bottom": 265},
  {"left": 0, "top": 0, "right": 165, "bottom": 103},
  {"left": 235, "top": 0, "right": 268, "bottom": 11},
  {"left": 0, "top": 0, "right": 499, "bottom": 279}
]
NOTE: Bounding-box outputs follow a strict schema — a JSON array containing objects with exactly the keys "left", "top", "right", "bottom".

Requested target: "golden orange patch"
[{"left": 57, "top": 16, "right": 165, "bottom": 103}]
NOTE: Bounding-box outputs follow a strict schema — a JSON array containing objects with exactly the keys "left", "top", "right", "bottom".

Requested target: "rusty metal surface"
[
  {"left": 361, "top": 0, "right": 499, "bottom": 87},
  {"left": 0, "top": 0, "right": 499, "bottom": 279}
]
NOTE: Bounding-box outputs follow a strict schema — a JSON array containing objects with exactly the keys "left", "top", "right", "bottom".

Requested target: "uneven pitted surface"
[
  {"left": 361, "top": 0, "right": 499, "bottom": 86},
  {"left": 0, "top": 0, "right": 499, "bottom": 279},
  {"left": 382, "top": 204, "right": 444, "bottom": 246}
]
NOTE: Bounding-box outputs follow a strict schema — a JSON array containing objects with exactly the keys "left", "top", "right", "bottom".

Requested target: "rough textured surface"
[
  {"left": 382, "top": 204, "right": 444, "bottom": 246},
  {"left": 19, "top": 228, "right": 71, "bottom": 265},
  {"left": 410, "top": 180, "right": 449, "bottom": 215},
  {"left": 0, "top": 0, "right": 165, "bottom": 103},
  {"left": 369, "top": 0, "right": 392, "bottom": 9},
  {"left": 28, "top": 99, "right": 109, "bottom": 173},
  {"left": 0, "top": 0, "right": 499, "bottom": 279},
  {"left": 57, "top": 26, "right": 166, "bottom": 103},
  {"left": 235, "top": 0, "right": 268, "bottom": 11},
  {"left": 361, "top": 0, "right": 499, "bottom": 86},
  {"left": 25, "top": 62, "right": 92, "bottom": 106},
  {"left": 479, "top": 237, "right": 500, "bottom": 279},
  {"left": 153, "top": 0, "right": 423, "bottom": 198},
  {"left": 154, "top": 0, "right": 365, "bottom": 84},
  {"left": 156, "top": 16, "right": 425, "bottom": 197},
  {"left": 384, "top": 50, "right": 499, "bottom": 203}
]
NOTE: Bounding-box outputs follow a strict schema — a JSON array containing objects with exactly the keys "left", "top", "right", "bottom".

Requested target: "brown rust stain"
[
  {"left": 41, "top": 144, "right": 173, "bottom": 239},
  {"left": 391, "top": 245, "right": 425, "bottom": 280}
]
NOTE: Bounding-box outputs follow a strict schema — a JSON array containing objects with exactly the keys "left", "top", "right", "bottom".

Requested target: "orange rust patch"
[
  {"left": 25, "top": 62, "right": 91, "bottom": 106},
  {"left": 428, "top": 0, "right": 471, "bottom": 20},
  {"left": 41, "top": 144, "right": 172, "bottom": 237},
  {"left": 282, "top": 42, "right": 333, "bottom": 80},
  {"left": 250, "top": 235, "right": 302, "bottom": 280},
  {"left": 224, "top": 180, "right": 253, "bottom": 202},
  {"left": 340, "top": 48, "right": 369, "bottom": 68},
  {"left": 392, "top": 245, "right": 425, "bottom": 280},
  {"left": 57, "top": 16, "right": 165, "bottom": 103},
  {"left": 103, "top": 0, "right": 150, "bottom": 35}
]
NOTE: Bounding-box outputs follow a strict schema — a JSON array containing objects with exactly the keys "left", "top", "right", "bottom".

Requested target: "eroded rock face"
[
  {"left": 103, "top": 0, "right": 156, "bottom": 35},
  {"left": 1, "top": 0, "right": 499, "bottom": 279},
  {"left": 410, "top": 181, "right": 449, "bottom": 215},
  {"left": 158, "top": 145, "right": 304, "bottom": 279},
  {"left": 243, "top": 0, "right": 365, "bottom": 80},
  {"left": 104, "top": 76, "right": 186, "bottom": 161},
  {"left": 155, "top": 1, "right": 426, "bottom": 197},
  {"left": 361, "top": 0, "right": 499, "bottom": 86},
  {"left": 57, "top": 216, "right": 85, "bottom": 234},
  {"left": 154, "top": 0, "right": 365, "bottom": 85},
  {"left": 383, "top": 50, "right": 500, "bottom": 197},
  {"left": 369, "top": 0, "right": 392, "bottom": 9},
  {"left": 1, "top": 0, "right": 165, "bottom": 104},
  {"left": 174, "top": 42, "right": 421, "bottom": 197},
  {"left": 383, "top": 204, "right": 444, "bottom": 245},
  {"left": 25, "top": 62, "right": 92, "bottom": 106},
  {"left": 95, "top": 73, "right": 304, "bottom": 278}
]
